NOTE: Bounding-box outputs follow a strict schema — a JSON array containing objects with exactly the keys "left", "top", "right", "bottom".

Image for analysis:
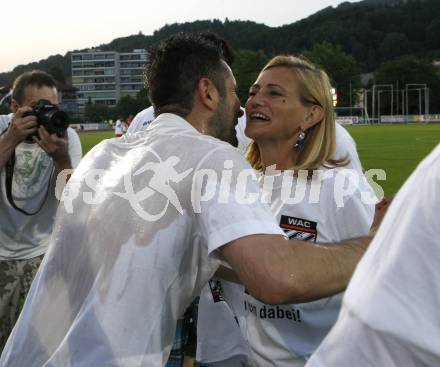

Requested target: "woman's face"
[{"left": 245, "top": 66, "right": 309, "bottom": 144}]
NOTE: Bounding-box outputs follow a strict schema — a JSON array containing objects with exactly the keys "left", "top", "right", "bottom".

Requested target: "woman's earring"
[{"left": 294, "top": 129, "right": 306, "bottom": 150}]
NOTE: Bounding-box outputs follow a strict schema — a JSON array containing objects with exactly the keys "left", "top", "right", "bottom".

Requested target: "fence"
[
  {"left": 70, "top": 123, "right": 111, "bottom": 131},
  {"left": 336, "top": 115, "right": 440, "bottom": 125}
]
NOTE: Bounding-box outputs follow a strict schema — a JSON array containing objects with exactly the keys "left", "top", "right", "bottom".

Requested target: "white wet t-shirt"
[
  {"left": 0, "top": 113, "right": 283, "bottom": 367},
  {"left": 127, "top": 107, "right": 252, "bottom": 365},
  {"left": 307, "top": 144, "right": 440, "bottom": 367}
]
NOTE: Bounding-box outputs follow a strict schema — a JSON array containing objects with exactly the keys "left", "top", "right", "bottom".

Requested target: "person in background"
[
  {"left": 126, "top": 106, "right": 155, "bottom": 134},
  {"left": 114, "top": 116, "right": 124, "bottom": 137},
  {"left": 0, "top": 70, "right": 82, "bottom": 352}
]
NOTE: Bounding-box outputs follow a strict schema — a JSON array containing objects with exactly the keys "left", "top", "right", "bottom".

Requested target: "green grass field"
[
  {"left": 345, "top": 124, "right": 440, "bottom": 194},
  {"left": 79, "top": 124, "right": 440, "bottom": 196},
  {"left": 79, "top": 131, "right": 114, "bottom": 154}
]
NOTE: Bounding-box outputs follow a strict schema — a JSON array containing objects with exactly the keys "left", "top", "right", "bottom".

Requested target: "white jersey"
[
  {"left": 0, "top": 114, "right": 82, "bottom": 260},
  {"left": 334, "top": 123, "right": 363, "bottom": 174},
  {"left": 307, "top": 143, "right": 440, "bottom": 367},
  {"left": 245, "top": 168, "right": 374, "bottom": 367},
  {"left": 127, "top": 107, "right": 156, "bottom": 134},
  {"left": 114, "top": 119, "right": 124, "bottom": 135},
  {"left": 128, "top": 107, "right": 253, "bottom": 365},
  {"left": 0, "top": 113, "right": 283, "bottom": 367}
]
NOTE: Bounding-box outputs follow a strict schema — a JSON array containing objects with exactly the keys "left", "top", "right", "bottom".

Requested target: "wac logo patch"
[{"left": 280, "top": 215, "right": 318, "bottom": 242}]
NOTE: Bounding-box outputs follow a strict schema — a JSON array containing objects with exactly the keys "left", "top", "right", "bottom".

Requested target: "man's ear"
[
  {"left": 301, "top": 105, "right": 324, "bottom": 130},
  {"left": 10, "top": 99, "right": 19, "bottom": 113},
  {"left": 196, "top": 78, "right": 219, "bottom": 111}
]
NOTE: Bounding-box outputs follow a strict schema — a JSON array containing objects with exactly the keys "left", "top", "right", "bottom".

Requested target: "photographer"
[{"left": 0, "top": 70, "right": 82, "bottom": 351}]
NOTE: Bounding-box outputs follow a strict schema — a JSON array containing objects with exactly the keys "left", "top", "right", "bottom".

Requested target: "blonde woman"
[{"left": 243, "top": 56, "right": 376, "bottom": 367}]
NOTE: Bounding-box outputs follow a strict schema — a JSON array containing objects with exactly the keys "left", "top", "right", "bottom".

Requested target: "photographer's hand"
[
  {"left": 6, "top": 107, "right": 38, "bottom": 144},
  {"left": 0, "top": 107, "right": 38, "bottom": 169},
  {"left": 34, "top": 126, "right": 72, "bottom": 179}
]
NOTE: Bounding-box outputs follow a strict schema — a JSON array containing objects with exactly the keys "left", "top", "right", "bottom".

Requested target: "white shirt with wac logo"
[
  {"left": 245, "top": 168, "right": 374, "bottom": 367},
  {"left": 0, "top": 114, "right": 82, "bottom": 260},
  {"left": 0, "top": 113, "right": 284, "bottom": 367}
]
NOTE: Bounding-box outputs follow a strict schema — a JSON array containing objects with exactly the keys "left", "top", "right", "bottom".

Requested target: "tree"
[
  {"left": 426, "top": 19, "right": 440, "bottom": 49},
  {"left": 367, "top": 49, "right": 377, "bottom": 70},
  {"left": 135, "top": 88, "right": 151, "bottom": 111},
  {"left": 303, "top": 42, "right": 361, "bottom": 107},
  {"left": 48, "top": 66, "right": 66, "bottom": 83},
  {"left": 232, "top": 49, "right": 269, "bottom": 103},
  {"left": 114, "top": 95, "right": 139, "bottom": 119},
  {"left": 378, "top": 33, "right": 410, "bottom": 61},
  {"left": 0, "top": 104, "right": 10, "bottom": 115},
  {"left": 374, "top": 57, "right": 440, "bottom": 114},
  {"left": 85, "top": 103, "right": 112, "bottom": 122},
  {"left": 115, "top": 91, "right": 150, "bottom": 119}
]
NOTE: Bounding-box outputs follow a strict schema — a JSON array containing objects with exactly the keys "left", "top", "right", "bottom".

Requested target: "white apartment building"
[{"left": 71, "top": 49, "right": 147, "bottom": 107}]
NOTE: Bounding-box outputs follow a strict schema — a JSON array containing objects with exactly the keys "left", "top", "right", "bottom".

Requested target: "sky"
[{"left": 0, "top": 0, "right": 361, "bottom": 73}]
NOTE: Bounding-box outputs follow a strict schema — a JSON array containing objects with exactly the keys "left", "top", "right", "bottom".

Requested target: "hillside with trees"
[{"left": 1, "top": 0, "right": 440, "bottom": 114}]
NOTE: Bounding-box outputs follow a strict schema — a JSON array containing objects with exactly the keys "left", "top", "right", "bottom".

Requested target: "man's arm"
[
  {"left": 220, "top": 197, "right": 391, "bottom": 305},
  {"left": 0, "top": 108, "right": 37, "bottom": 169},
  {"left": 221, "top": 234, "right": 370, "bottom": 305}
]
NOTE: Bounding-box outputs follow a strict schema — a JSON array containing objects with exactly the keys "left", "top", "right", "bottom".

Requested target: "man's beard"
[{"left": 208, "top": 102, "right": 238, "bottom": 147}]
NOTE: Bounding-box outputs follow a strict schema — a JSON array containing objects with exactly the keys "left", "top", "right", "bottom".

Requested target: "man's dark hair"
[
  {"left": 12, "top": 70, "right": 57, "bottom": 105},
  {"left": 145, "top": 32, "right": 229, "bottom": 117},
  {"left": 199, "top": 31, "right": 235, "bottom": 66}
]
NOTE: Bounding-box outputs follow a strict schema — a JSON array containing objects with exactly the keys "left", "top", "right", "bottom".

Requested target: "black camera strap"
[{"left": 4, "top": 149, "right": 53, "bottom": 217}]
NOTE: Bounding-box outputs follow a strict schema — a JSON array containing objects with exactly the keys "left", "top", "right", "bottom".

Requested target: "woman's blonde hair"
[{"left": 246, "top": 55, "right": 348, "bottom": 172}]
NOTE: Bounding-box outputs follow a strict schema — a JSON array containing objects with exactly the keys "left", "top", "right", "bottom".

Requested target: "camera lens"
[{"left": 46, "top": 110, "right": 69, "bottom": 136}]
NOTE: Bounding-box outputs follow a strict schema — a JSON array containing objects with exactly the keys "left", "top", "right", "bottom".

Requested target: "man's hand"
[
  {"left": 0, "top": 108, "right": 38, "bottom": 169},
  {"left": 4, "top": 107, "right": 38, "bottom": 145},
  {"left": 369, "top": 195, "right": 394, "bottom": 236},
  {"left": 34, "top": 126, "right": 71, "bottom": 167},
  {"left": 34, "top": 126, "right": 72, "bottom": 184}
]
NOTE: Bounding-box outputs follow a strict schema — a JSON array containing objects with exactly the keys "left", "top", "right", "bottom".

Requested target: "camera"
[{"left": 23, "top": 99, "right": 69, "bottom": 138}]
